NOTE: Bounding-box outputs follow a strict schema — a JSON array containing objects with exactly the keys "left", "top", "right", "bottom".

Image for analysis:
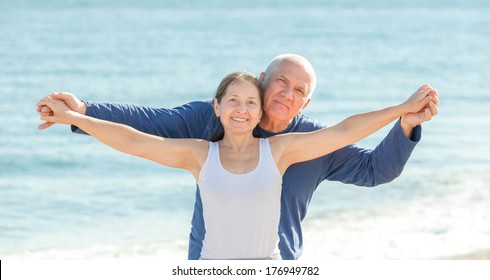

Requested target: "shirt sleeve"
[
  {"left": 323, "top": 119, "right": 422, "bottom": 187},
  {"left": 71, "top": 100, "right": 215, "bottom": 139}
]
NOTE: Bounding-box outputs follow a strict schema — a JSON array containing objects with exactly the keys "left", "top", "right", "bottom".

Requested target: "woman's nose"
[{"left": 236, "top": 102, "right": 247, "bottom": 112}]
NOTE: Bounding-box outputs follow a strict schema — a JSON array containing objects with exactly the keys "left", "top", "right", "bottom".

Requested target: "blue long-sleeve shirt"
[{"left": 73, "top": 99, "right": 421, "bottom": 260}]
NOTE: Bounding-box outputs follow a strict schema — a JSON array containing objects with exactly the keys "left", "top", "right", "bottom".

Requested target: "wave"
[
  {"left": 1, "top": 240, "right": 188, "bottom": 260},
  {"left": 301, "top": 175, "right": 490, "bottom": 259}
]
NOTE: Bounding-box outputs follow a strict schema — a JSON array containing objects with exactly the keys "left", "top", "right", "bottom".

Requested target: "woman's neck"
[{"left": 219, "top": 134, "right": 258, "bottom": 152}]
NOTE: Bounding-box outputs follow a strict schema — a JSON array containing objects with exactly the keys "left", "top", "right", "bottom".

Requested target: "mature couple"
[{"left": 37, "top": 54, "right": 439, "bottom": 260}]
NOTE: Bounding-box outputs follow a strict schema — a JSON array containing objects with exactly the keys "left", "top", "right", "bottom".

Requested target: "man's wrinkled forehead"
[{"left": 273, "top": 62, "right": 312, "bottom": 89}]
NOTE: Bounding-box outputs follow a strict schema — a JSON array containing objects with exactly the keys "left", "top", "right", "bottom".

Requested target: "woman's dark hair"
[
  {"left": 211, "top": 71, "right": 263, "bottom": 142},
  {"left": 214, "top": 71, "right": 263, "bottom": 104}
]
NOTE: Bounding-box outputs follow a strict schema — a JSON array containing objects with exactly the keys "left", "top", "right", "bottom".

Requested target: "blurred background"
[{"left": 1, "top": 0, "right": 489, "bottom": 259}]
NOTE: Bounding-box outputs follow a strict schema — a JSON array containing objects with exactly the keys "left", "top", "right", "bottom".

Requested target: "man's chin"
[{"left": 267, "top": 108, "right": 292, "bottom": 121}]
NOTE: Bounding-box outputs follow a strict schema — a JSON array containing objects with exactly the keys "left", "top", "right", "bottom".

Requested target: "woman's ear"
[{"left": 213, "top": 98, "right": 220, "bottom": 118}]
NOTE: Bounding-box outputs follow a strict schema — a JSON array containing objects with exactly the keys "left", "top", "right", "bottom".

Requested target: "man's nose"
[{"left": 281, "top": 87, "right": 294, "bottom": 100}]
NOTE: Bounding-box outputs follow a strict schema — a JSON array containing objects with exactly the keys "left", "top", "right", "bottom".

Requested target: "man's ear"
[
  {"left": 298, "top": 98, "right": 311, "bottom": 115},
  {"left": 213, "top": 98, "right": 220, "bottom": 118},
  {"left": 258, "top": 72, "right": 266, "bottom": 82}
]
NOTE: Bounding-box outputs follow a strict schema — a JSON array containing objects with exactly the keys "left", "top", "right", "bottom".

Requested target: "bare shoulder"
[
  {"left": 160, "top": 138, "right": 209, "bottom": 162},
  {"left": 177, "top": 138, "right": 208, "bottom": 151},
  {"left": 176, "top": 139, "right": 209, "bottom": 179},
  {"left": 267, "top": 135, "right": 284, "bottom": 148},
  {"left": 268, "top": 133, "right": 292, "bottom": 144},
  {"left": 268, "top": 134, "right": 293, "bottom": 163},
  {"left": 193, "top": 139, "right": 210, "bottom": 152},
  {"left": 189, "top": 139, "right": 210, "bottom": 165},
  {"left": 268, "top": 132, "right": 304, "bottom": 147},
  {"left": 268, "top": 131, "right": 316, "bottom": 167}
]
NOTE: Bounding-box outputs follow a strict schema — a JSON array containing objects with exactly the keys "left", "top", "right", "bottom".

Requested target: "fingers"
[
  {"left": 37, "top": 93, "right": 77, "bottom": 130},
  {"left": 36, "top": 98, "right": 49, "bottom": 110},
  {"left": 428, "top": 99, "right": 438, "bottom": 117},
  {"left": 36, "top": 96, "right": 62, "bottom": 118},
  {"left": 417, "top": 89, "right": 432, "bottom": 108},
  {"left": 429, "top": 91, "right": 439, "bottom": 107},
  {"left": 36, "top": 95, "right": 60, "bottom": 109},
  {"left": 37, "top": 92, "right": 70, "bottom": 113},
  {"left": 37, "top": 96, "right": 51, "bottom": 108},
  {"left": 413, "top": 87, "right": 432, "bottom": 105},
  {"left": 420, "top": 87, "right": 433, "bottom": 97},
  {"left": 418, "top": 85, "right": 440, "bottom": 109},
  {"left": 416, "top": 108, "right": 433, "bottom": 124},
  {"left": 37, "top": 96, "right": 54, "bottom": 130},
  {"left": 37, "top": 103, "right": 50, "bottom": 113},
  {"left": 423, "top": 108, "right": 432, "bottom": 122},
  {"left": 417, "top": 84, "right": 438, "bottom": 96},
  {"left": 49, "top": 91, "right": 72, "bottom": 101},
  {"left": 37, "top": 121, "right": 55, "bottom": 130},
  {"left": 424, "top": 87, "right": 439, "bottom": 117},
  {"left": 413, "top": 97, "right": 437, "bottom": 125},
  {"left": 36, "top": 102, "right": 50, "bottom": 117},
  {"left": 37, "top": 104, "right": 53, "bottom": 116},
  {"left": 418, "top": 84, "right": 430, "bottom": 92},
  {"left": 39, "top": 113, "right": 55, "bottom": 123}
]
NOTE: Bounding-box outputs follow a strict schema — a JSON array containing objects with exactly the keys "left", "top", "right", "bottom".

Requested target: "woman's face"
[{"left": 214, "top": 80, "right": 262, "bottom": 136}]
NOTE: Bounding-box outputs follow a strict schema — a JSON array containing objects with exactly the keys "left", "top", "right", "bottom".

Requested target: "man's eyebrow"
[
  {"left": 278, "top": 74, "right": 307, "bottom": 92},
  {"left": 279, "top": 74, "right": 288, "bottom": 81},
  {"left": 299, "top": 84, "right": 308, "bottom": 92}
]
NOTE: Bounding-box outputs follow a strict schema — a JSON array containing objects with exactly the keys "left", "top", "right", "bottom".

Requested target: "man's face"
[{"left": 261, "top": 61, "right": 312, "bottom": 123}]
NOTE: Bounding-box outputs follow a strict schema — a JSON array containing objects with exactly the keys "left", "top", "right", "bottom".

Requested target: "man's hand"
[
  {"left": 400, "top": 84, "right": 439, "bottom": 138},
  {"left": 37, "top": 92, "right": 86, "bottom": 130}
]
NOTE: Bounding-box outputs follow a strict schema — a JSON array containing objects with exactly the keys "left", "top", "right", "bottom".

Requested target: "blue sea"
[{"left": 1, "top": 0, "right": 489, "bottom": 260}]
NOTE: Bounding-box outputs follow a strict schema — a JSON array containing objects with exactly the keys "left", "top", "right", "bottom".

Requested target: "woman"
[{"left": 38, "top": 71, "right": 436, "bottom": 260}]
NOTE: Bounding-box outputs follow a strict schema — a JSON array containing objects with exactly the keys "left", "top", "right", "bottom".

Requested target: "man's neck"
[{"left": 259, "top": 116, "right": 292, "bottom": 133}]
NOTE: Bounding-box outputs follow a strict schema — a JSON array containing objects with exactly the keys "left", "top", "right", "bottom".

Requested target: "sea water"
[{"left": 1, "top": 0, "right": 489, "bottom": 259}]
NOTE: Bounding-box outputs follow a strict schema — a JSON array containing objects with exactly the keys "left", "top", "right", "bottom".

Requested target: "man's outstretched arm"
[
  {"left": 37, "top": 92, "right": 217, "bottom": 139},
  {"left": 323, "top": 119, "right": 421, "bottom": 186}
]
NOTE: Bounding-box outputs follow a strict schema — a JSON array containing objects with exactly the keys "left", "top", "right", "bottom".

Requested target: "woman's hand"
[
  {"left": 36, "top": 92, "right": 86, "bottom": 129},
  {"left": 400, "top": 84, "right": 439, "bottom": 129},
  {"left": 37, "top": 95, "right": 81, "bottom": 126}
]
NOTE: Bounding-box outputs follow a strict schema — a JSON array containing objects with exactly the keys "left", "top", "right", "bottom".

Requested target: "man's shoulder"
[
  {"left": 291, "top": 114, "right": 328, "bottom": 132},
  {"left": 180, "top": 99, "right": 213, "bottom": 109},
  {"left": 173, "top": 99, "right": 214, "bottom": 117}
]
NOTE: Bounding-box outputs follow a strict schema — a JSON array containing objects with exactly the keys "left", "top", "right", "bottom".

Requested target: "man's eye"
[{"left": 277, "top": 79, "right": 286, "bottom": 85}]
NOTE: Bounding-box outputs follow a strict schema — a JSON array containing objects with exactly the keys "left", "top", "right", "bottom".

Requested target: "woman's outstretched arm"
[{"left": 37, "top": 96, "right": 205, "bottom": 178}]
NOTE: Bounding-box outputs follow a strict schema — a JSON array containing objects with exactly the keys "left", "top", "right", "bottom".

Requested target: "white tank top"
[{"left": 197, "top": 138, "right": 282, "bottom": 259}]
